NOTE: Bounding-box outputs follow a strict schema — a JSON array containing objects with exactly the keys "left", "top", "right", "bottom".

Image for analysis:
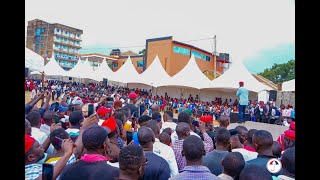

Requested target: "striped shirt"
[
  {"left": 169, "top": 165, "right": 221, "bottom": 180},
  {"left": 173, "top": 133, "right": 213, "bottom": 172},
  {"left": 45, "top": 154, "right": 76, "bottom": 165},
  {"left": 25, "top": 163, "right": 42, "bottom": 180}
]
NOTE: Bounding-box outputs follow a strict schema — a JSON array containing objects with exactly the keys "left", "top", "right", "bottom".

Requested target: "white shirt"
[
  {"left": 31, "top": 89, "right": 40, "bottom": 100},
  {"left": 153, "top": 138, "right": 179, "bottom": 176},
  {"left": 40, "top": 124, "right": 51, "bottom": 136},
  {"left": 218, "top": 173, "right": 234, "bottom": 180},
  {"left": 31, "top": 127, "right": 54, "bottom": 155},
  {"left": 161, "top": 121, "right": 177, "bottom": 133},
  {"left": 51, "top": 85, "right": 57, "bottom": 92},
  {"left": 171, "top": 130, "right": 200, "bottom": 145},
  {"left": 232, "top": 148, "right": 258, "bottom": 162},
  {"left": 98, "top": 119, "right": 105, "bottom": 126},
  {"left": 107, "top": 161, "right": 119, "bottom": 168}
]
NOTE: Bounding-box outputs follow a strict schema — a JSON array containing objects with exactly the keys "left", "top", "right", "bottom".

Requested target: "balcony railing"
[{"left": 54, "top": 33, "right": 82, "bottom": 42}]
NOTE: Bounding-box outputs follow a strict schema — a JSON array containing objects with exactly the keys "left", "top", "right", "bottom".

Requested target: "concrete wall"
[{"left": 276, "top": 91, "right": 295, "bottom": 107}]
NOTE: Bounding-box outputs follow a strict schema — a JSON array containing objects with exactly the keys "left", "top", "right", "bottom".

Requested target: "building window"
[
  {"left": 40, "top": 44, "right": 44, "bottom": 47},
  {"left": 40, "top": 36, "right": 44, "bottom": 40},
  {"left": 173, "top": 46, "right": 190, "bottom": 56},
  {"left": 40, "top": 51, "right": 44, "bottom": 55},
  {"left": 191, "top": 50, "right": 201, "bottom": 59},
  {"left": 201, "top": 54, "right": 211, "bottom": 62},
  {"left": 56, "top": 29, "right": 60, "bottom": 32},
  {"left": 137, "top": 60, "right": 143, "bottom": 67},
  {"left": 113, "top": 63, "right": 118, "bottom": 68}
]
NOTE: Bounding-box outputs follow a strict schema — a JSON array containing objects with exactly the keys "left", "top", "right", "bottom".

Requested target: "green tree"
[
  {"left": 139, "top": 49, "right": 146, "bottom": 55},
  {"left": 258, "top": 60, "right": 295, "bottom": 84}
]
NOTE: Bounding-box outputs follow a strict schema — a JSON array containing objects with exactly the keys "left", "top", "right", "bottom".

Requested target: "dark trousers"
[
  {"left": 52, "top": 91, "right": 56, "bottom": 101},
  {"left": 238, "top": 105, "right": 247, "bottom": 123}
]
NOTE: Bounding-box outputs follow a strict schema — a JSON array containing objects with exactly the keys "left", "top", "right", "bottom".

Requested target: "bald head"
[
  {"left": 252, "top": 130, "right": 273, "bottom": 152},
  {"left": 176, "top": 122, "right": 190, "bottom": 139},
  {"left": 138, "top": 126, "right": 155, "bottom": 147},
  {"left": 218, "top": 115, "right": 230, "bottom": 128},
  {"left": 151, "top": 104, "right": 160, "bottom": 113}
]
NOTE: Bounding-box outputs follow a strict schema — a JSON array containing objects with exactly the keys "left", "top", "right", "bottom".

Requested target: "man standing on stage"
[{"left": 236, "top": 81, "right": 249, "bottom": 124}]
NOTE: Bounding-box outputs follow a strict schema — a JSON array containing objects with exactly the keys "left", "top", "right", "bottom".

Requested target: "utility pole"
[{"left": 213, "top": 35, "right": 217, "bottom": 79}]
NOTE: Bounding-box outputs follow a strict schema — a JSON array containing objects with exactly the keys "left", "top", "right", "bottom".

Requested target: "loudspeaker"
[
  {"left": 269, "top": 90, "right": 277, "bottom": 101},
  {"left": 25, "top": 68, "right": 29, "bottom": 77},
  {"left": 69, "top": 77, "right": 72, "bottom": 81},
  {"left": 103, "top": 78, "right": 108, "bottom": 86}
]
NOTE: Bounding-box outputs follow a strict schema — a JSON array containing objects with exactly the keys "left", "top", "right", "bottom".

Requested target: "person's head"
[
  {"left": 121, "top": 108, "right": 131, "bottom": 120},
  {"left": 176, "top": 122, "right": 191, "bottom": 140},
  {"left": 235, "top": 126, "right": 248, "bottom": 144},
  {"left": 25, "top": 119, "right": 31, "bottom": 135},
  {"left": 218, "top": 115, "right": 230, "bottom": 128},
  {"left": 101, "top": 118, "right": 117, "bottom": 139},
  {"left": 252, "top": 130, "right": 273, "bottom": 154},
  {"left": 151, "top": 104, "right": 160, "bottom": 113},
  {"left": 138, "top": 115, "right": 152, "bottom": 126},
  {"left": 162, "top": 127, "right": 173, "bottom": 136},
  {"left": 182, "top": 135, "right": 205, "bottom": 165},
  {"left": 128, "top": 93, "right": 138, "bottom": 104},
  {"left": 118, "top": 144, "right": 147, "bottom": 179},
  {"left": 43, "top": 110, "right": 55, "bottom": 126},
  {"left": 114, "top": 111, "right": 125, "bottom": 124},
  {"left": 247, "top": 129, "right": 258, "bottom": 146},
  {"left": 163, "top": 110, "right": 173, "bottom": 122},
  {"left": 113, "top": 100, "right": 123, "bottom": 110},
  {"left": 69, "top": 111, "right": 84, "bottom": 128},
  {"left": 159, "top": 131, "right": 171, "bottom": 146},
  {"left": 216, "top": 128, "right": 231, "bottom": 150},
  {"left": 178, "top": 112, "right": 191, "bottom": 124},
  {"left": 97, "top": 106, "right": 112, "bottom": 120},
  {"left": 25, "top": 134, "right": 44, "bottom": 165},
  {"left": 50, "top": 128, "right": 69, "bottom": 150},
  {"left": 138, "top": 126, "right": 155, "bottom": 150},
  {"left": 272, "top": 141, "right": 282, "bottom": 158},
  {"left": 222, "top": 152, "right": 245, "bottom": 179},
  {"left": 26, "top": 111, "right": 42, "bottom": 128},
  {"left": 239, "top": 164, "right": 272, "bottom": 180},
  {"left": 281, "top": 147, "right": 295, "bottom": 178},
  {"left": 283, "top": 130, "right": 295, "bottom": 150},
  {"left": 239, "top": 81, "right": 244, "bottom": 87},
  {"left": 230, "top": 133, "right": 243, "bottom": 150},
  {"left": 200, "top": 115, "right": 214, "bottom": 131},
  {"left": 146, "top": 120, "right": 160, "bottom": 138},
  {"left": 82, "top": 124, "right": 111, "bottom": 155},
  {"left": 151, "top": 112, "right": 162, "bottom": 123}
]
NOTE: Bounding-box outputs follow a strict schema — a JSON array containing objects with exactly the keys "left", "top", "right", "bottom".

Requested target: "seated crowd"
[{"left": 25, "top": 79, "right": 295, "bottom": 180}]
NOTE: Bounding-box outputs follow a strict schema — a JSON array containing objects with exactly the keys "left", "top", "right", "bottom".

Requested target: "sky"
[{"left": 26, "top": 0, "right": 295, "bottom": 74}]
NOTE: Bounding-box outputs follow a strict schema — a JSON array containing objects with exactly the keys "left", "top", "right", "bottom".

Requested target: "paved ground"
[{"left": 26, "top": 91, "right": 286, "bottom": 140}]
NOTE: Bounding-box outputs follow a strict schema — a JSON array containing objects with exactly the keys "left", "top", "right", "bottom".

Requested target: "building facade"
[
  {"left": 144, "top": 36, "right": 230, "bottom": 77},
  {"left": 26, "top": 19, "right": 83, "bottom": 71}
]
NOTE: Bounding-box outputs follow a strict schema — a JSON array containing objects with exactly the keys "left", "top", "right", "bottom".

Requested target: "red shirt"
[{"left": 243, "top": 145, "right": 256, "bottom": 152}]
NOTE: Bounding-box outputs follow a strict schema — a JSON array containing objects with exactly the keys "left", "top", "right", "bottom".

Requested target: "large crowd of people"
[{"left": 25, "top": 78, "right": 295, "bottom": 180}]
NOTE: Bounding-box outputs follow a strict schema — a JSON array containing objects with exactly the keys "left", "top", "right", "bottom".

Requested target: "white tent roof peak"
[
  {"left": 43, "top": 57, "right": 67, "bottom": 76},
  {"left": 204, "top": 60, "right": 272, "bottom": 92},
  {"left": 25, "top": 47, "right": 44, "bottom": 73},
  {"left": 93, "top": 58, "right": 115, "bottom": 82},
  {"left": 140, "top": 55, "right": 171, "bottom": 87},
  {"left": 160, "top": 55, "right": 212, "bottom": 89},
  {"left": 112, "top": 56, "right": 141, "bottom": 83}
]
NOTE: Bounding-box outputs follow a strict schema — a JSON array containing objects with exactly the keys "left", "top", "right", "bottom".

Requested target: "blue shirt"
[
  {"left": 236, "top": 87, "right": 249, "bottom": 105},
  {"left": 169, "top": 166, "right": 220, "bottom": 180}
]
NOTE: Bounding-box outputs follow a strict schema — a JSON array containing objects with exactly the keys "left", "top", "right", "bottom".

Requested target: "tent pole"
[{"left": 198, "top": 89, "right": 201, "bottom": 102}]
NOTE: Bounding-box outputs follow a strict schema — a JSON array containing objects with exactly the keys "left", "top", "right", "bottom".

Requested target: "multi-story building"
[
  {"left": 26, "top": 19, "right": 83, "bottom": 71},
  {"left": 144, "top": 36, "right": 230, "bottom": 77}
]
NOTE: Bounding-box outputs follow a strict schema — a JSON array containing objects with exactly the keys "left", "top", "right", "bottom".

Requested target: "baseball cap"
[
  {"left": 82, "top": 124, "right": 110, "bottom": 149},
  {"left": 50, "top": 102, "right": 68, "bottom": 112}
]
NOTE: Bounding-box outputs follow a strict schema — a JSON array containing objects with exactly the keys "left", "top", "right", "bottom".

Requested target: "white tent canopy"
[
  {"left": 204, "top": 60, "right": 272, "bottom": 92},
  {"left": 112, "top": 57, "right": 142, "bottom": 84},
  {"left": 139, "top": 55, "right": 171, "bottom": 87},
  {"left": 282, "top": 79, "right": 295, "bottom": 92},
  {"left": 93, "top": 58, "right": 115, "bottom": 82},
  {"left": 30, "top": 71, "right": 42, "bottom": 75},
  {"left": 160, "top": 55, "right": 212, "bottom": 89},
  {"left": 67, "top": 58, "right": 86, "bottom": 78},
  {"left": 43, "top": 57, "right": 67, "bottom": 76},
  {"left": 81, "top": 59, "right": 98, "bottom": 80},
  {"left": 25, "top": 47, "right": 44, "bottom": 73}
]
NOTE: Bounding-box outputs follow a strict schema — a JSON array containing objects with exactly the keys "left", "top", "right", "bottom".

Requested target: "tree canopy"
[{"left": 258, "top": 60, "right": 295, "bottom": 84}]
